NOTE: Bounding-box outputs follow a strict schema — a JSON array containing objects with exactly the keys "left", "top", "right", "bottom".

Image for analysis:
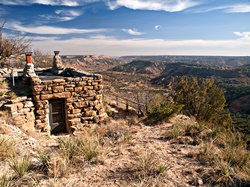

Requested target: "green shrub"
[
  {"left": 147, "top": 93, "right": 182, "bottom": 124},
  {"left": 168, "top": 76, "right": 232, "bottom": 126}
]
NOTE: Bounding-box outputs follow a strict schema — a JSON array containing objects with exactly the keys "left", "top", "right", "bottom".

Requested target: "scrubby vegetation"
[
  {"left": 165, "top": 120, "right": 250, "bottom": 186},
  {"left": 146, "top": 93, "right": 183, "bottom": 124},
  {"left": 168, "top": 76, "right": 232, "bottom": 126}
]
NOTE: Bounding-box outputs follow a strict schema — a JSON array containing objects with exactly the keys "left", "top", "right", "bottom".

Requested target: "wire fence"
[{"left": 103, "top": 94, "right": 147, "bottom": 116}]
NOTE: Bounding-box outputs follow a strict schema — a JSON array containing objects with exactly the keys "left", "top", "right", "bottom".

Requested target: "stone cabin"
[{"left": 4, "top": 51, "right": 106, "bottom": 135}]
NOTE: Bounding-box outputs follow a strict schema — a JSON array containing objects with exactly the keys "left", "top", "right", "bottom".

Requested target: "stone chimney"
[
  {"left": 52, "top": 51, "right": 64, "bottom": 74},
  {"left": 23, "top": 52, "right": 36, "bottom": 78}
]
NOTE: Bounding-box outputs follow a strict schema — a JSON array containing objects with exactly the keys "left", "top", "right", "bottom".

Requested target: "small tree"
[
  {"left": 168, "top": 76, "right": 232, "bottom": 126},
  {"left": 0, "top": 20, "right": 31, "bottom": 67},
  {"left": 33, "top": 48, "right": 53, "bottom": 68},
  {"left": 147, "top": 93, "right": 183, "bottom": 124}
]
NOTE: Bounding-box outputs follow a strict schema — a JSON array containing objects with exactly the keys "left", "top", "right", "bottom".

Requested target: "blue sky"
[{"left": 0, "top": 0, "right": 250, "bottom": 56}]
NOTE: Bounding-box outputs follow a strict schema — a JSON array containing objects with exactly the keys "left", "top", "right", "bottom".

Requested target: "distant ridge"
[
  {"left": 111, "top": 60, "right": 165, "bottom": 74},
  {"left": 61, "top": 55, "right": 126, "bottom": 71},
  {"left": 120, "top": 55, "right": 250, "bottom": 67}
]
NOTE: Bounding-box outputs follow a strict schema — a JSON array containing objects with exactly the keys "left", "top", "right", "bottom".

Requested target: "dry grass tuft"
[
  {"left": 78, "top": 134, "right": 100, "bottom": 162},
  {"left": 0, "top": 174, "right": 11, "bottom": 187},
  {"left": 6, "top": 91, "right": 17, "bottom": 99},
  {"left": 37, "top": 149, "right": 51, "bottom": 174},
  {"left": 99, "top": 119, "right": 133, "bottom": 145},
  {"left": 58, "top": 136, "right": 79, "bottom": 161},
  {"left": 129, "top": 152, "right": 169, "bottom": 186},
  {"left": 57, "top": 133, "right": 101, "bottom": 164},
  {"left": 0, "top": 112, "right": 13, "bottom": 127},
  {"left": 0, "top": 136, "right": 16, "bottom": 160},
  {"left": 8, "top": 155, "right": 31, "bottom": 178},
  {"left": 0, "top": 80, "right": 8, "bottom": 96},
  {"left": 49, "top": 153, "right": 69, "bottom": 178},
  {"left": 203, "top": 132, "right": 250, "bottom": 185},
  {"left": 0, "top": 120, "right": 9, "bottom": 134},
  {"left": 165, "top": 117, "right": 250, "bottom": 186},
  {"left": 167, "top": 121, "right": 186, "bottom": 139}
]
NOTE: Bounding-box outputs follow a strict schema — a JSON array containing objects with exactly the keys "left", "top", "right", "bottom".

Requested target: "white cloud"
[
  {"left": 225, "top": 4, "right": 250, "bottom": 13},
  {"left": 234, "top": 32, "right": 250, "bottom": 40},
  {"left": 107, "top": 0, "right": 200, "bottom": 12},
  {"left": 39, "top": 14, "right": 74, "bottom": 21},
  {"left": 31, "top": 35, "right": 250, "bottom": 56},
  {"left": 35, "top": 0, "right": 79, "bottom": 6},
  {"left": 155, "top": 25, "right": 162, "bottom": 31},
  {"left": 6, "top": 22, "right": 107, "bottom": 34},
  {"left": 2, "top": 0, "right": 249, "bottom": 13},
  {"left": 89, "top": 35, "right": 114, "bottom": 39},
  {"left": 122, "top": 28, "right": 143, "bottom": 35},
  {"left": 192, "top": 3, "right": 250, "bottom": 13},
  {"left": 33, "top": 36, "right": 61, "bottom": 41},
  {"left": 0, "top": 0, "right": 20, "bottom": 5},
  {"left": 55, "top": 9, "right": 81, "bottom": 17},
  {"left": 0, "top": 0, "right": 100, "bottom": 6},
  {"left": 39, "top": 9, "right": 82, "bottom": 21}
]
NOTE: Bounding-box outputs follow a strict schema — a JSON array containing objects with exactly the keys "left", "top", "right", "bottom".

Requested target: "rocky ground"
[{"left": 0, "top": 109, "right": 219, "bottom": 187}]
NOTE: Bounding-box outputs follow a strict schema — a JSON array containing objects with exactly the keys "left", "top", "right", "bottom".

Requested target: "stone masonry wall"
[
  {"left": 31, "top": 74, "right": 106, "bottom": 134},
  {"left": 4, "top": 96, "right": 35, "bottom": 133}
]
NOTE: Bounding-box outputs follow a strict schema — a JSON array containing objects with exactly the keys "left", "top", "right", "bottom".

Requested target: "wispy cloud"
[
  {"left": 35, "top": 0, "right": 79, "bottom": 6},
  {"left": 33, "top": 36, "right": 61, "bottom": 41},
  {"left": 0, "top": 0, "right": 100, "bottom": 6},
  {"left": 234, "top": 32, "right": 250, "bottom": 40},
  {"left": 122, "top": 28, "right": 143, "bottom": 35},
  {"left": 192, "top": 3, "right": 250, "bottom": 13},
  {"left": 39, "top": 9, "right": 82, "bottom": 22},
  {"left": 55, "top": 9, "right": 81, "bottom": 17},
  {"left": 89, "top": 35, "right": 114, "bottom": 39},
  {"left": 0, "top": 0, "right": 20, "bottom": 5},
  {"left": 107, "top": 0, "right": 200, "bottom": 12},
  {"left": 225, "top": 4, "right": 250, "bottom": 13},
  {"left": 39, "top": 14, "right": 72, "bottom": 22},
  {"left": 0, "top": 0, "right": 201, "bottom": 11},
  {"left": 6, "top": 22, "right": 107, "bottom": 35}
]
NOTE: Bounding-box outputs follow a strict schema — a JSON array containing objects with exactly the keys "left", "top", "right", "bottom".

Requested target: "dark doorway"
[{"left": 49, "top": 99, "right": 66, "bottom": 134}]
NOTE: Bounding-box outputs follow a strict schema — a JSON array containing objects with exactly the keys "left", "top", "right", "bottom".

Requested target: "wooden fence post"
[
  {"left": 116, "top": 96, "right": 118, "bottom": 105},
  {"left": 106, "top": 94, "right": 147, "bottom": 115},
  {"left": 126, "top": 99, "right": 128, "bottom": 111}
]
